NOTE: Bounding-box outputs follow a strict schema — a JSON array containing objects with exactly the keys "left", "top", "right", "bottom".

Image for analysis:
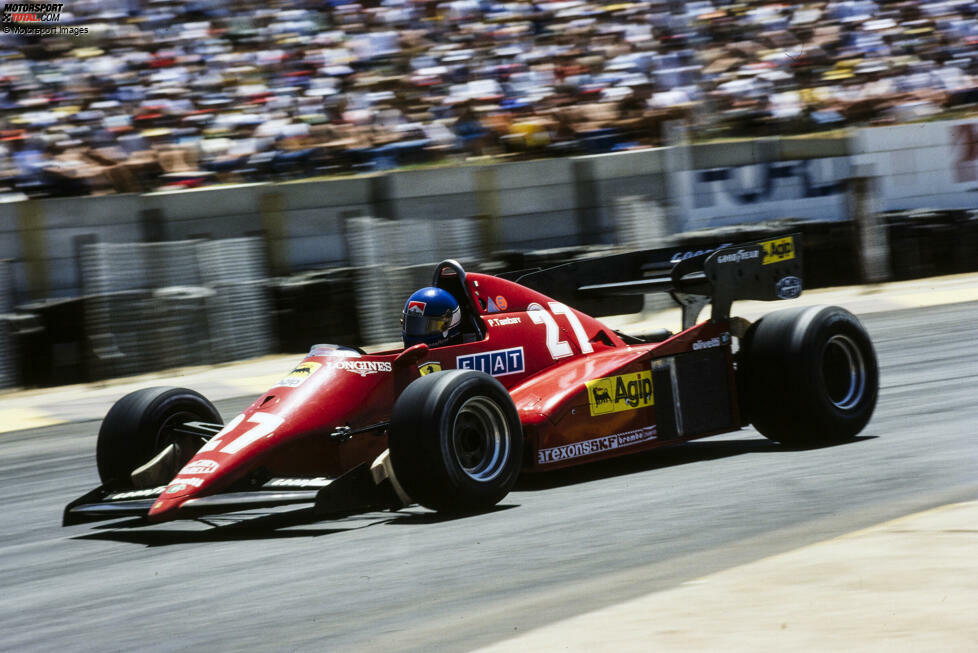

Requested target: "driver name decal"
[
  {"left": 457, "top": 347, "right": 524, "bottom": 377},
  {"left": 537, "top": 426, "right": 657, "bottom": 464}
]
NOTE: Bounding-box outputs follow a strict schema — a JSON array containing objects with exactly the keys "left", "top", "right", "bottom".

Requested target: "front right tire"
[{"left": 388, "top": 370, "right": 523, "bottom": 513}]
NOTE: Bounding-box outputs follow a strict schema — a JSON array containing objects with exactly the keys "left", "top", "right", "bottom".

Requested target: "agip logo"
[
  {"left": 760, "top": 237, "right": 795, "bottom": 265},
  {"left": 586, "top": 371, "right": 654, "bottom": 416}
]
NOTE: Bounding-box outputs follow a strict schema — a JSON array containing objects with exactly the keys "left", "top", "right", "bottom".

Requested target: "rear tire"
[
  {"left": 740, "top": 305, "right": 878, "bottom": 446},
  {"left": 388, "top": 370, "right": 523, "bottom": 513},
  {"left": 96, "top": 386, "right": 221, "bottom": 487}
]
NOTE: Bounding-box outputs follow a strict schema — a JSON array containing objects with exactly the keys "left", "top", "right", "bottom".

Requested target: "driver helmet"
[{"left": 402, "top": 287, "right": 462, "bottom": 347}]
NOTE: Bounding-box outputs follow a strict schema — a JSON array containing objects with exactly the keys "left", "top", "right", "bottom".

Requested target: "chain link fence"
[
  {"left": 611, "top": 196, "right": 676, "bottom": 316},
  {"left": 81, "top": 237, "right": 272, "bottom": 378},
  {"left": 346, "top": 216, "right": 481, "bottom": 345},
  {"left": 198, "top": 238, "right": 274, "bottom": 362},
  {"left": 613, "top": 196, "right": 670, "bottom": 250}
]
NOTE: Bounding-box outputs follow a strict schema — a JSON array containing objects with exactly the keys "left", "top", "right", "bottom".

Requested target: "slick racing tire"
[
  {"left": 96, "top": 386, "right": 222, "bottom": 487},
  {"left": 388, "top": 370, "right": 523, "bottom": 514},
  {"left": 739, "top": 305, "right": 878, "bottom": 447}
]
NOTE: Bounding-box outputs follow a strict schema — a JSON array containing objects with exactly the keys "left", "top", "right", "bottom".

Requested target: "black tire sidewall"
[
  {"left": 743, "top": 305, "right": 878, "bottom": 445},
  {"left": 435, "top": 374, "right": 522, "bottom": 495},
  {"left": 96, "top": 387, "right": 221, "bottom": 486},
  {"left": 795, "top": 309, "right": 878, "bottom": 432},
  {"left": 389, "top": 370, "right": 523, "bottom": 513}
]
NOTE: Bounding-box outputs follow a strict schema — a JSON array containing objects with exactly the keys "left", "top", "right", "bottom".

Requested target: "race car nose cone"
[{"left": 147, "top": 495, "right": 184, "bottom": 522}]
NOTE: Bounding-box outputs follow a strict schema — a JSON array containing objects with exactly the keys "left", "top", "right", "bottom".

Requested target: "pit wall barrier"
[{"left": 0, "top": 117, "right": 976, "bottom": 387}]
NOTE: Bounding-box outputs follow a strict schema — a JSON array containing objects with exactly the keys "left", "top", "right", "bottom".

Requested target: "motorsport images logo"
[
  {"left": 1, "top": 3, "right": 90, "bottom": 35},
  {"left": 586, "top": 370, "right": 653, "bottom": 416},
  {"left": 2, "top": 2, "right": 62, "bottom": 22},
  {"left": 760, "top": 236, "right": 795, "bottom": 265}
]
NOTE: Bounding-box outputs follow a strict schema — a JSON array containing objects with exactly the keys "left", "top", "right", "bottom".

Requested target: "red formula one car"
[{"left": 64, "top": 234, "right": 879, "bottom": 526}]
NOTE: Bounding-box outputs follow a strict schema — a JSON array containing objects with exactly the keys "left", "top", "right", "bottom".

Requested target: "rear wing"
[{"left": 511, "top": 234, "right": 803, "bottom": 329}]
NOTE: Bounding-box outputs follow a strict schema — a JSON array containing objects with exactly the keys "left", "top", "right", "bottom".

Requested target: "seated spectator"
[
  {"left": 0, "top": 0, "right": 975, "bottom": 196},
  {"left": 452, "top": 100, "right": 490, "bottom": 156}
]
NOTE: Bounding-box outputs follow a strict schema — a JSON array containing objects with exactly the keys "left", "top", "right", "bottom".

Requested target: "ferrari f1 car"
[{"left": 64, "top": 234, "right": 878, "bottom": 526}]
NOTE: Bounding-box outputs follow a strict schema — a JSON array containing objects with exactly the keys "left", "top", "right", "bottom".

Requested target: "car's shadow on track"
[
  {"left": 515, "top": 435, "right": 876, "bottom": 492},
  {"left": 73, "top": 502, "right": 522, "bottom": 545},
  {"left": 385, "top": 504, "right": 518, "bottom": 525},
  {"left": 71, "top": 507, "right": 396, "bottom": 546}
]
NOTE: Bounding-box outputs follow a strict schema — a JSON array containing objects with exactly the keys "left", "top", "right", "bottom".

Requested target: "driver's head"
[{"left": 402, "top": 287, "right": 461, "bottom": 347}]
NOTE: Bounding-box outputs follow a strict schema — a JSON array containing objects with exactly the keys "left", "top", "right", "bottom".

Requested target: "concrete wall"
[
  {"left": 673, "top": 137, "right": 852, "bottom": 231},
  {"left": 0, "top": 195, "right": 144, "bottom": 303},
  {"left": 850, "top": 117, "right": 978, "bottom": 210},
  {"left": 0, "top": 128, "right": 928, "bottom": 305}
]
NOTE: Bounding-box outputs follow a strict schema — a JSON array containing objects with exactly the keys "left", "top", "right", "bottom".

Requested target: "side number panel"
[{"left": 527, "top": 302, "right": 594, "bottom": 359}]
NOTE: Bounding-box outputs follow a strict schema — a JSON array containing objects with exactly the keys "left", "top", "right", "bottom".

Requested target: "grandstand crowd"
[{"left": 2, "top": 0, "right": 978, "bottom": 197}]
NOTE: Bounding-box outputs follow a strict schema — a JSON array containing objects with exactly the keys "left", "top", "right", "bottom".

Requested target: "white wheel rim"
[
  {"left": 451, "top": 396, "right": 511, "bottom": 482},
  {"left": 821, "top": 334, "right": 867, "bottom": 411}
]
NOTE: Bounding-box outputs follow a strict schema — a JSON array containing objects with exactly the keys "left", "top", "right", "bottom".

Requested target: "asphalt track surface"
[{"left": 2, "top": 301, "right": 977, "bottom": 652}]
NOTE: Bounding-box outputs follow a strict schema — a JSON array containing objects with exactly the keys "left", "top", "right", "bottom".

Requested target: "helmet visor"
[{"left": 402, "top": 311, "right": 455, "bottom": 337}]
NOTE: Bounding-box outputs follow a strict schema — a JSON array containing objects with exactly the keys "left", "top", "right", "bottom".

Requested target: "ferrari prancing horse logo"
[
  {"left": 274, "top": 361, "right": 322, "bottom": 388},
  {"left": 418, "top": 362, "right": 443, "bottom": 376}
]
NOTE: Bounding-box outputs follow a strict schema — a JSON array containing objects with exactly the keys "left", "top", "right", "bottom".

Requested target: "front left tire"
[{"left": 96, "top": 386, "right": 221, "bottom": 487}]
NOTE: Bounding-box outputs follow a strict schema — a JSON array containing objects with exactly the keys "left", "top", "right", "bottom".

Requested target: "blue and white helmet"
[{"left": 402, "top": 287, "right": 462, "bottom": 347}]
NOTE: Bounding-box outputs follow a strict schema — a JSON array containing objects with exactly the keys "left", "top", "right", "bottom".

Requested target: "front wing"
[{"left": 63, "top": 459, "right": 408, "bottom": 526}]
